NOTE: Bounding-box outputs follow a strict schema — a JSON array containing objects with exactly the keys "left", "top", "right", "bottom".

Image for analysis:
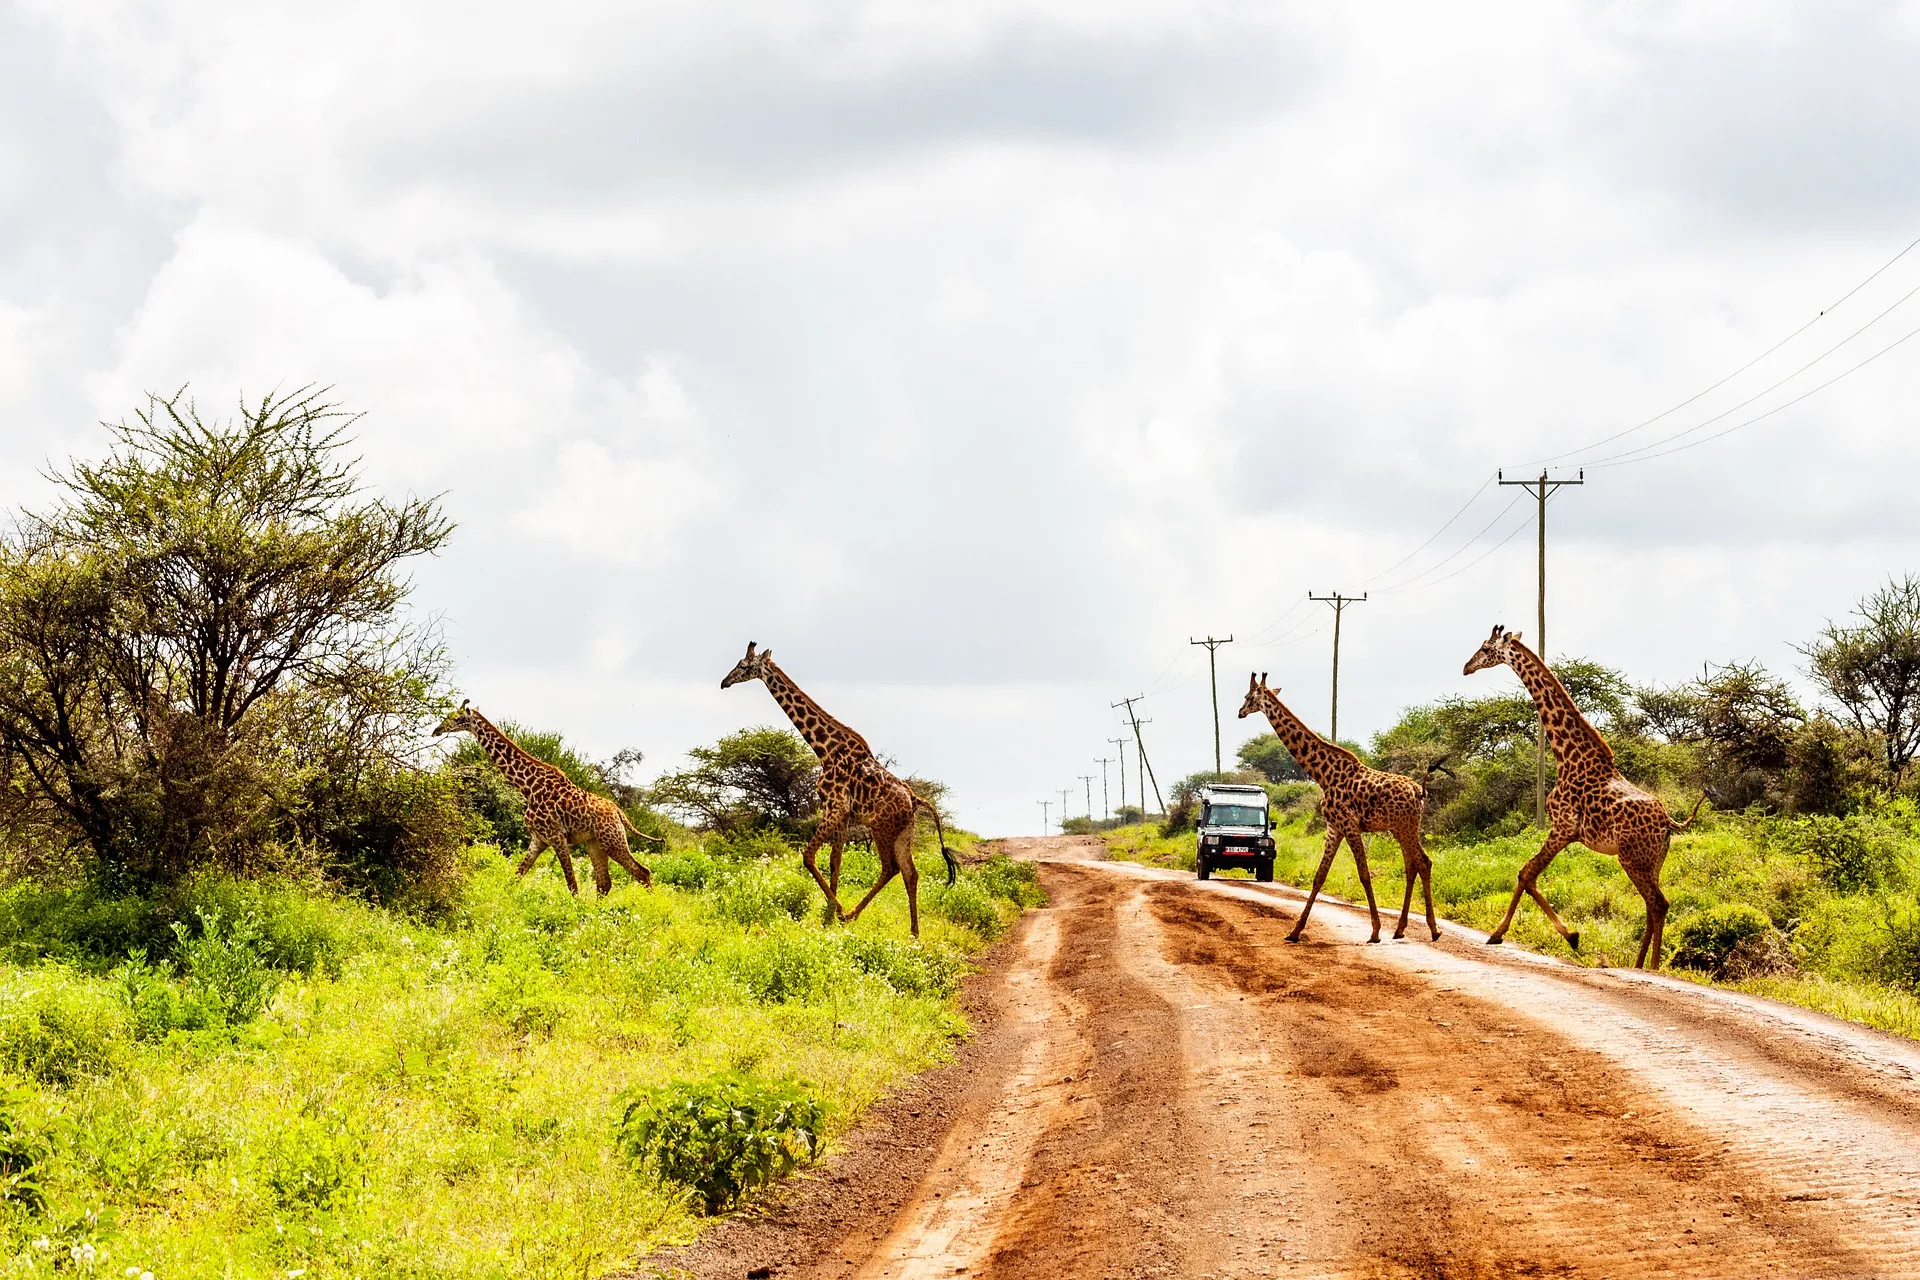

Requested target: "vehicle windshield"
[{"left": 1205, "top": 804, "right": 1267, "bottom": 828}]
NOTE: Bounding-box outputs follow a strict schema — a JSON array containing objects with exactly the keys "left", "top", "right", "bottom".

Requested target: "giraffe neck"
[
  {"left": 1501, "top": 637, "right": 1616, "bottom": 776},
  {"left": 1256, "top": 689, "right": 1362, "bottom": 787},
  {"left": 467, "top": 710, "right": 559, "bottom": 795},
  {"left": 760, "top": 661, "right": 855, "bottom": 758}
]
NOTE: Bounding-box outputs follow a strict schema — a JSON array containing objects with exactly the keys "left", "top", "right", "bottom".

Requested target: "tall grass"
[{"left": 0, "top": 827, "right": 1038, "bottom": 1277}]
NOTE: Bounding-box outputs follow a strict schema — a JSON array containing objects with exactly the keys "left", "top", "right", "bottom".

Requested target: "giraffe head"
[
  {"left": 1237, "top": 672, "right": 1274, "bottom": 719},
  {"left": 721, "top": 641, "right": 775, "bottom": 689},
  {"left": 1462, "top": 625, "right": 1522, "bottom": 677},
  {"left": 433, "top": 699, "right": 478, "bottom": 737}
]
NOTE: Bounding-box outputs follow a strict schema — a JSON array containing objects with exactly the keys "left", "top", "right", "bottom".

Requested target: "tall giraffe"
[
  {"left": 721, "top": 642, "right": 958, "bottom": 937},
  {"left": 1237, "top": 672, "right": 1438, "bottom": 943},
  {"left": 1463, "top": 625, "right": 1703, "bottom": 969},
  {"left": 433, "top": 702, "right": 657, "bottom": 896}
]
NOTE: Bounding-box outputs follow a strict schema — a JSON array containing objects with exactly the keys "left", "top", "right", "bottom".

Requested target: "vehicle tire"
[
  {"left": 1196, "top": 854, "right": 1211, "bottom": 881},
  {"left": 1256, "top": 859, "right": 1274, "bottom": 883}
]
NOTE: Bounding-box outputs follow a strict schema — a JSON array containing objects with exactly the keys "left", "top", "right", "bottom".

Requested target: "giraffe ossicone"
[
  {"left": 1237, "top": 671, "right": 1438, "bottom": 944},
  {"left": 721, "top": 640, "right": 958, "bottom": 937},
  {"left": 433, "top": 701, "right": 656, "bottom": 897}
]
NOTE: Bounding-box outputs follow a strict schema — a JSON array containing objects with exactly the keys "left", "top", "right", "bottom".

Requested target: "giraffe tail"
[
  {"left": 1669, "top": 794, "right": 1708, "bottom": 831},
  {"left": 618, "top": 807, "right": 665, "bottom": 845},
  {"left": 914, "top": 795, "right": 960, "bottom": 886}
]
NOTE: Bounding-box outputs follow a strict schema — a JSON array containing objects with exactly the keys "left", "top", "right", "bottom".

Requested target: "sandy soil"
[{"left": 642, "top": 834, "right": 1920, "bottom": 1279}]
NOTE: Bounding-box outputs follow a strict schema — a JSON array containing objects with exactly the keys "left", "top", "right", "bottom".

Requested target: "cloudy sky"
[{"left": 5, "top": 0, "right": 1920, "bottom": 836}]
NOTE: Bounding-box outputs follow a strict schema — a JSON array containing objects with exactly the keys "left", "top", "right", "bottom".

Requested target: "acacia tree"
[
  {"left": 0, "top": 387, "right": 453, "bottom": 885},
  {"left": 1801, "top": 575, "right": 1920, "bottom": 787},
  {"left": 651, "top": 727, "right": 820, "bottom": 836}
]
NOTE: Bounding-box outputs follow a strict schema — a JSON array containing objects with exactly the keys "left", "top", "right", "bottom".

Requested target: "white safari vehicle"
[{"left": 1195, "top": 783, "right": 1275, "bottom": 882}]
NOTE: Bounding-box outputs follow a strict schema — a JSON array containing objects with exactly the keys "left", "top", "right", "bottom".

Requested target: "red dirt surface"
[{"left": 637, "top": 835, "right": 1920, "bottom": 1279}]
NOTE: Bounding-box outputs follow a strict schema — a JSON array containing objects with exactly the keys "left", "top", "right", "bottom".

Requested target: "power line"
[
  {"left": 1595, "top": 315, "right": 1920, "bottom": 469},
  {"left": 1357, "top": 473, "right": 1498, "bottom": 588},
  {"left": 1539, "top": 234, "right": 1920, "bottom": 465}
]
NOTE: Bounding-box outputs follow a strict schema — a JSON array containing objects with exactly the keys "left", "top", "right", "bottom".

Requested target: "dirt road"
[{"left": 662, "top": 836, "right": 1920, "bottom": 1279}]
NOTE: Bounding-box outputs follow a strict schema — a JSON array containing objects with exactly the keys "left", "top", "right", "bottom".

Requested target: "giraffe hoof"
[
  {"left": 1284, "top": 933, "right": 1303, "bottom": 944},
  {"left": 1486, "top": 936, "right": 1505, "bottom": 946},
  {"left": 1566, "top": 931, "right": 1581, "bottom": 953},
  {"left": 1431, "top": 930, "right": 1442, "bottom": 942}
]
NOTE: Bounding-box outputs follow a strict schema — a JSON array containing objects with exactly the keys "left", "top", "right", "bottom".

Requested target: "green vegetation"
[
  {"left": 0, "top": 392, "right": 1049, "bottom": 1276},
  {"left": 0, "top": 830, "right": 1039, "bottom": 1276},
  {"left": 1101, "top": 802, "right": 1920, "bottom": 1040}
]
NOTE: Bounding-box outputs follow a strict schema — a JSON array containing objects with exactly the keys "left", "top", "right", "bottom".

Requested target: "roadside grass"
[
  {"left": 0, "top": 826, "right": 1039, "bottom": 1278},
  {"left": 1099, "top": 812, "right": 1920, "bottom": 1043}
]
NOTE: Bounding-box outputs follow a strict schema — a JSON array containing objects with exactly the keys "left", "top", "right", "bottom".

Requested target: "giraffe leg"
[
  {"left": 585, "top": 840, "right": 613, "bottom": 896},
  {"left": 1287, "top": 829, "right": 1345, "bottom": 943},
  {"left": 796, "top": 806, "right": 848, "bottom": 922},
  {"left": 554, "top": 844, "right": 581, "bottom": 896},
  {"left": 898, "top": 824, "right": 922, "bottom": 938},
  {"left": 605, "top": 832, "right": 652, "bottom": 889},
  {"left": 1391, "top": 829, "right": 1416, "bottom": 940},
  {"left": 514, "top": 833, "right": 546, "bottom": 878},
  {"left": 1419, "top": 844, "right": 1441, "bottom": 942},
  {"left": 829, "top": 833, "right": 845, "bottom": 905},
  {"left": 1348, "top": 833, "right": 1382, "bottom": 943},
  {"left": 1623, "top": 849, "right": 1671, "bottom": 970},
  {"left": 1488, "top": 831, "right": 1573, "bottom": 946},
  {"left": 840, "top": 812, "right": 909, "bottom": 926}
]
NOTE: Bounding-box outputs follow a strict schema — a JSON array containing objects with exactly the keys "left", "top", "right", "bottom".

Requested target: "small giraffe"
[
  {"left": 1237, "top": 672, "right": 1439, "bottom": 944},
  {"left": 433, "top": 701, "right": 657, "bottom": 896},
  {"left": 721, "top": 642, "right": 958, "bottom": 937},
  {"left": 1463, "top": 625, "right": 1703, "bottom": 969}
]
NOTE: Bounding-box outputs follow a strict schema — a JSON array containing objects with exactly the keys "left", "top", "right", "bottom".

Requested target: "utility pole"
[
  {"left": 1038, "top": 800, "right": 1050, "bottom": 834},
  {"left": 1109, "top": 738, "right": 1130, "bottom": 814},
  {"left": 1308, "top": 592, "right": 1366, "bottom": 745},
  {"left": 1079, "top": 775, "right": 1096, "bottom": 818},
  {"left": 1499, "top": 467, "right": 1585, "bottom": 828},
  {"left": 1189, "top": 635, "right": 1234, "bottom": 774},
  {"left": 1058, "top": 789, "right": 1071, "bottom": 833},
  {"left": 1095, "top": 757, "right": 1113, "bottom": 819},
  {"left": 1111, "top": 696, "right": 1166, "bottom": 816}
]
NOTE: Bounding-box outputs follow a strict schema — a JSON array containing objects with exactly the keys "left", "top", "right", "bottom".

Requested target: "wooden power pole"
[
  {"left": 1095, "top": 757, "right": 1113, "bottom": 819},
  {"left": 1190, "top": 634, "right": 1234, "bottom": 774},
  {"left": 1109, "top": 738, "right": 1130, "bottom": 815},
  {"left": 1309, "top": 592, "right": 1366, "bottom": 745},
  {"left": 1079, "top": 775, "right": 1096, "bottom": 818},
  {"left": 1058, "top": 789, "right": 1071, "bottom": 833},
  {"left": 1499, "top": 467, "right": 1585, "bottom": 828},
  {"left": 1038, "top": 800, "right": 1050, "bottom": 834},
  {"left": 1111, "top": 696, "right": 1165, "bottom": 816}
]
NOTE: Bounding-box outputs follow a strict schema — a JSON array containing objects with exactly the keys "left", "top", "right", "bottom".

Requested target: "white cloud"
[{"left": 6, "top": 0, "right": 1920, "bottom": 833}]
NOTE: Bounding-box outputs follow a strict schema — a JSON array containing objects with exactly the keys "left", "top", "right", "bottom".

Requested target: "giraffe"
[
  {"left": 1237, "top": 672, "right": 1439, "bottom": 944},
  {"left": 433, "top": 701, "right": 657, "bottom": 896},
  {"left": 1462, "top": 625, "right": 1704, "bottom": 969},
  {"left": 720, "top": 642, "right": 958, "bottom": 937}
]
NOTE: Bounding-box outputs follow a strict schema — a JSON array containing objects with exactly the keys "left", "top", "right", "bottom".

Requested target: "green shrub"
[
  {"left": 171, "top": 909, "right": 278, "bottom": 1026},
  {"left": 0, "top": 971, "right": 127, "bottom": 1083},
  {"left": 482, "top": 956, "right": 563, "bottom": 1038},
  {"left": 1763, "top": 813, "right": 1906, "bottom": 893},
  {"left": 617, "top": 1075, "right": 824, "bottom": 1214},
  {"left": 1668, "top": 903, "right": 1774, "bottom": 973},
  {"left": 714, "top": 864, "right": 814, "bottom": 928},
  {"left": 0, "top": 1086, "right": 53, "bottom": 1212},
  {"left": 651, "top": 848, "right": 725, "bottom": 892},
  {"left": 725, "top": 931, "right": 832, "bottom": 1003},
  {"left": 967, "top": 856, "right": 1046, "bottom": 910},
  {"left": 830, "top": 933, "right": 960, "bottom": 998},
  {"left": 259, "top": 1111, "right": 367, "bottom": 1212},
  {"left": 926, "top": 879, "right": 999, "bottom": 935},
  {"left": 1871, "top": 896, "right": 1920, "bottom": 992}
]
